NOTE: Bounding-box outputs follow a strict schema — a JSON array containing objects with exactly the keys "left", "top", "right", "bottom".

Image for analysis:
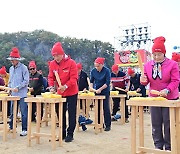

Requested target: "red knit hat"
[
  {"left": 51, "top": 42, "right": 64, "bottom": 56},
  {"left": 172, "top": 52, "right": 180, "bottom": 62},
  {"left": 0, "top": 66, "right": 7, "bottom": 75},
  {"left": 77, "top": 63, "right": 83, "bottom": 70},
  {"left": 10, "top": 47, "right": 20, "bottom": 58},
  {"left": 94, "top": 57, "right": 105, "bottom": 64},
  {"left": 127, "top": 68, "right": 135, "bottom": 75},
  {"left": 29, "top": 61, "right": 37, "bottom": 68},
  {"left": 152, "top": 36, "right": 166, "bottom": 54},
  {"left": 111, "top": 64, "right": 119, "bottom": 72}
]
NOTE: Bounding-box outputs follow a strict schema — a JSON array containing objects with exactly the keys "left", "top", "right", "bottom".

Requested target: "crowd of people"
[{"left": 0, "top": 36, "right": 179, "bottom": 151}]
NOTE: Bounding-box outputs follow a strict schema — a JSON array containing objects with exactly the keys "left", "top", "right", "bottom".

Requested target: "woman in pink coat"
[{"left": 140, "top": 36, "right": 179, "bottom": 151}]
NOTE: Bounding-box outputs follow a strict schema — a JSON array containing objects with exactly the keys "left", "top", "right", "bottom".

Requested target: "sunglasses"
[{"left": 29, "top": 68, "right": 35, "bottom": 70}]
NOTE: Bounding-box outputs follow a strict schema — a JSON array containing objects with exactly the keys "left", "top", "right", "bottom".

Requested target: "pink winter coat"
[{"left": 141, "top": 58, "right": 179, "bottom": 100}]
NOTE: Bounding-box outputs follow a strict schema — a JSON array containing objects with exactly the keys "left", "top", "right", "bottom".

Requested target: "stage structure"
[{"left": 114, "top": 23, "right": 152, "bottom": 69}]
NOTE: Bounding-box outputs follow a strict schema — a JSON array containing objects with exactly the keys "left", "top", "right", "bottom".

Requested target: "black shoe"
[
  {"left": 111, "top": 117, "right": 117, "bottom": 122},
  {"left": 65, "top": 135, "right": 74, "bottom": 142},
  {"left": 125, "top": 118, "right": 129, "bottom": 123},
  {"left": 104, "top": 126, "right": 111, "bottom": 131}
]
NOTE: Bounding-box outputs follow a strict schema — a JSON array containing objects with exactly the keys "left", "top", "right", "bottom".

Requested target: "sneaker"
[
  {"left": 65, "top": 135, "right": 74, "bottom": 142},
  {"left": 20, "top": 130, "right": 27, "bottom": 136},
  {"left": 104, "top": 126, "right": 111, "bottom": 131},
  {"left": 125, "top": 118, "right": 129, "bottom": 123},
  {"left": 114, "top": 114, "right": 121, "bottom": 120},
  {"left": 81, "top": 124, "right": 87, "bottom": 131}
]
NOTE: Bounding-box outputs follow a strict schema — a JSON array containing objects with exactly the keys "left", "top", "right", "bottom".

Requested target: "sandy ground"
[{"left": 0, "top": 111, "right": 155, "bottom": 154}]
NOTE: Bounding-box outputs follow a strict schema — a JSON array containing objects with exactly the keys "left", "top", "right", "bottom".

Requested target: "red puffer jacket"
[{"left": 48, "top": 56, "right": 78, "bottom": 96}]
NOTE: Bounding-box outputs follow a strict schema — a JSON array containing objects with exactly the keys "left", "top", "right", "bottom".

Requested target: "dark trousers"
[
  {"left": 32, "top": 102, "right": 43, "bottom": 121},
  {"left": 112, "top": 97, "right": 129, "bottom": 118},
  {"left": 7, "top": 101, "right": 11, "bottom": 116},
  {"left": 97, "top": 93, "right": 111, "bottom": 128},
  {"left": 150, "top": 107, "right": 170, "bottom": 150},
  {"left": 56, "top": 94, "right": 77, "bottom": 138}
]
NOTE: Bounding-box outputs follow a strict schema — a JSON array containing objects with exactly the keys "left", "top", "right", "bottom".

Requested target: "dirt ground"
[{"left": 0, "top": 110, "right": 156, "bottom": 154}]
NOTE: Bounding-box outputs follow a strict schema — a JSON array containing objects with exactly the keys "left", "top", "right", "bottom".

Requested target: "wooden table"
[
  {"left": 77, "top": 95, "right": 105, "bottom": 134},
  {"left": 0, "top": 96, "right": 20, "bottom": 141},
  {"left": 110, "top": 94, "right": 127, "bottom": 124},
  {"left": 127, "top": 99, "right": 180, "bottom": 154},
  {"left": 25, "top": 96, "right": 66, "bottom": 150}
]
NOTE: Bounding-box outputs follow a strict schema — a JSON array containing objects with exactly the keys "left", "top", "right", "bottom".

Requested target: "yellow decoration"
[
  {"left": 127, "top": 91, "right": 138, "bottom": 95},
  {"left": 78, "top": 91, "right": 95, "bottom": 96},
  {"left": 0, "top": 93, "right": 8, "bottom": 97},
  {"left": 130, "top": 97, "right": 167, "bottom": 101},
  {"left": 41, "top": 92, "right": 62, "bottom": 98},
  {"left": 110, "top": 91, "right": 119, "bottom": 96}
]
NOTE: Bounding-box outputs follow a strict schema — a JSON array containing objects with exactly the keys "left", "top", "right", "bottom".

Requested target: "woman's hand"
[{"left": 140, "top": 75, "right": 147, "bottom": 83}]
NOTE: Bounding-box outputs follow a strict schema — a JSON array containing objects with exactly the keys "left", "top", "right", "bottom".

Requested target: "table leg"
[
  {"left": 131, "top": 106, "right": 136, "bottom": 154},
  {"left": 139, "top": 106, "right": 144, "bottom": 148},
  {"left": 2, "top": 100, "right": 7, "bottom": 141},
  {"left": 12, "top": 100, "right": 17, "bottom": 139},
  {"left": 51, "top": 103, "right": 56, "bottom": 150},
  {"left": 36, "top": 103, "right": 41, "bottom": 144},
  {"left": 100, "top": 99, "right": 103, "bottom": 133},
  {"left": 76, "top": 99, "right": 80, "bottom": 131},
  {"left": 175, "top": 108, "right": 180, "bottom": 153},
  {"left": 27, "top": 102, "right": 32, "bottom": 146},
  {"left": 59, "top": 102, "right": 63, "bottom": 147},
  {"left": 169, "top": 107, "right": 177, "bottom": 154},
  {"left": 86, "top": 99, "right": 90, "bottom": 118},
  {"left": 82, "top": 99, "right": 85, "bottom": 117},
  {"left": 95, "top": 99, "right": 98, "bottom": 134},
  {"left": 120, "top": 98, "right": 125, "bottom": 125}
]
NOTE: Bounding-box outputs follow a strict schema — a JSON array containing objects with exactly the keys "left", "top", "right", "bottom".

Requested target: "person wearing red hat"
[
  {"left": 7, "top": 47, "right": 29, "bottom": 136},
  {"left": 0, "top": 66, "right": 9, "bottom": 87},
  {"left": 140, "top": 36, "right": 179, "bottom": 151},
  {"left": 127, "top": 67, "right": 146, "bottom": 97},
  {"left": 76, "top": 62, "right": 93, "bottom": 130},
  {"left": 48, "top": 42, "right": 78, "bottom": 142},
  {"left": 89, "top": 57, "right": 111, "bottom": 131},
  {"left": 0, "top": 66, "right": 10, "bottom": 116},
  {"left": 110, "top": 64, "right": 129, "bottom": 122},
  {"left": 28, "top": 61, "right": 44, "bottom": 122},
  {"left": 172, "top": 52, "right": 180, "bottom": 91}
]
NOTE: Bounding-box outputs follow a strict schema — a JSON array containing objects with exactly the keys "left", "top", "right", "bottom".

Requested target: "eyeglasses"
[{"left": 29, "top": 68, "right": 35, "bottom": 70}]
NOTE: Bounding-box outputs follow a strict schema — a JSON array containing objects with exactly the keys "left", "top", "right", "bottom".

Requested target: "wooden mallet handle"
[{"left": 54, "top": 71, "right": 62, "bottom": 87}]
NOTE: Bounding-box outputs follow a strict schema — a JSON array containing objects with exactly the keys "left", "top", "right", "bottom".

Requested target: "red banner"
[{"left": 114, "top": 49, "right": 151, "bottom": 65}]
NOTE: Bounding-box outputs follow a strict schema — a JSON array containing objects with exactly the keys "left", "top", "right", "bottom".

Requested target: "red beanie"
[
  {"left": 10, "top": 47, "right": 20, "bottom": 58},
  {"left": 94, "top": 57, "right": 105, "bottom": 65},
  {"left": 29, "top": 61, "right": 37, "bottom": 68},
  {"left": 77, "top": 63, "right": 83, "bottom": 70},
  {"left": 152, "top": 36, "right": 166, "bottom": 54},
  {"left": 0, "top": 66, "right": 7, "bottom": 75},
  {"left": 111, "top": 64, "right": 119, "bottom": 72},
  {"left": 172, "top": 52, "right": 180, "bottom": 62},
  {"left": 51, "top": 42, "right": 64, "bottom": 56},
  {"left": 127, "top": 68, "right": 135, "bottom": 75}
]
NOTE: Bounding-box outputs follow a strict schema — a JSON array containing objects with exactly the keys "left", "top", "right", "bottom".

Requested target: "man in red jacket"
[{"left": 48, "top": 42, "right": 78, "bottom": 142}]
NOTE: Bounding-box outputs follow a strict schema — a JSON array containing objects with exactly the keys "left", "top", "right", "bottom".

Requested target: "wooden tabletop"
[
  {"left": 78, "top": 95, "right": 105, "bottom": 99},
  {"left": 25, "top": 96, "right": 66, "bottom": 103},
  {"left": 127, "top": 99, "right": 180, "bottom": 107},
  {"left": 0, "top": 96, "right": 20, "bottom": 101}
]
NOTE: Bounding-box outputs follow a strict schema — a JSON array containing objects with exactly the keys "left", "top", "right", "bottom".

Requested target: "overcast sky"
[{"left": 0, "top": 0, "right": 180, "bottom": 58}]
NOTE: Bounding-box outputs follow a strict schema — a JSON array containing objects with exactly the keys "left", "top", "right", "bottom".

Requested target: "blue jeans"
[{"left": 9, "top": 97, "right": 28, "bottom": 131}]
